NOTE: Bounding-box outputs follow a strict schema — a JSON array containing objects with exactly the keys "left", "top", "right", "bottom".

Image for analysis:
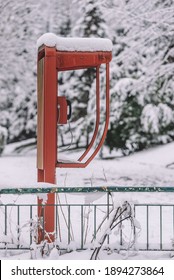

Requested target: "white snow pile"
[{"left": 37, "top": 33, "right": 112, "bottom": 52}]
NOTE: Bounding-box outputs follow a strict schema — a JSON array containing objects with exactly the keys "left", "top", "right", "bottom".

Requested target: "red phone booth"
[{"left": 37, "top": 33, "right": 112, "bottom": 243}]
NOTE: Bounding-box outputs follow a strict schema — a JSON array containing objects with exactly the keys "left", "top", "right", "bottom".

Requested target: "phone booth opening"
[{"left": 37, "top": 33, "right": 112, "bottom": 243}]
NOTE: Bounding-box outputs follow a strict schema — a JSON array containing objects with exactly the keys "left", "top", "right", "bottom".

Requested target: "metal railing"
[
  {"left": 134, "top": 204, "right": 174, "bottom": 251},
  {"left": 0, "top": 186, "right": 174, "bottom": 252}
]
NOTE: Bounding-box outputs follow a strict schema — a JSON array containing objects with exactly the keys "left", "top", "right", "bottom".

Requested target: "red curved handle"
[
  {"left": 57, "top": 63, "right": 110, "bottom": 168},
  {"left": 78, "top": 66, "right": 100, "bottom": 162}
]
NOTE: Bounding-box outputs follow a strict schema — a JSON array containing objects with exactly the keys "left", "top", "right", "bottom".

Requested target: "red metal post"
[{"left": 37, "top": 46, "right": 57, "bottom": 243}]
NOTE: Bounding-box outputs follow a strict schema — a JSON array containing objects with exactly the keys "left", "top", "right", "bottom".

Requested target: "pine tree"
[
  {"left": 0, "top": 0, "right": 47, "bottom": 142},
  {"left": 49, "top": 0, "right": 72, "bottom": 36},
  {"left": 59, "top": 0, "right": 110, "bottom": 149},
  {"left": 0, "top": 0, "right": 72, "bottom": 143},
  {"left": 1, "top": 0, "right": 174, "bottom": 155},
  {"left": 105, "top": 0, "right": 174, "bottom": 155}
]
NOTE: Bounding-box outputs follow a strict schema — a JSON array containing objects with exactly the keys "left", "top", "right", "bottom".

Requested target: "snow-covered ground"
[
  {"left": 1, "top": 140, "right": 174, "bottom": 189},
  {"left": 1, "top": 141, "right": 174, "bottom": 260}
]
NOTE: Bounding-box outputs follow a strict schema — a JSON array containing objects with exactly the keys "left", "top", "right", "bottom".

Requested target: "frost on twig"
[{"left": 90, "top": 199, "right": 141, "bottom": 260}]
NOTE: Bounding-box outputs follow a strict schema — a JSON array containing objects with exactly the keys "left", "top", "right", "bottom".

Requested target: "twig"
[
  {"left": 90, "top": 202, "right": 137, "bottom": 260},
  {"left": 84, "top": 206, "right": 91, "bottom": 245}
]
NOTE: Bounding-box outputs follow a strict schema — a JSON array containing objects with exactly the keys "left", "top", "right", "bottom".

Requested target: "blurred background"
[{"left": 0, "top": 0, "right": 174, "bottom": 157}]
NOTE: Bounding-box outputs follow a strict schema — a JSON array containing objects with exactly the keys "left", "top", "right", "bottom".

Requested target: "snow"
[
  {"left": 1, "top": 140, "right": 174, "bottom": 190},
  {"left": 0, "top": 126, "right": 8, "bottom": 139},
  {"left": 1, "top": 0, "right": 174, "bottom": 262},
  {"left": 141, "top": 104, "right": 173, "bottom": 134},
  {"left": 37, "top": 33, "right": 113, "bottom": 52},
  {"left": 0, "top": 249, "right": 172, "bottom": 261},
  {"left": 0, "top": 234, "right": 12, "bottom": 244},
  {"left": 0, "top": 141, "right": 174, "bottom": 260},
  {"left": 58, "top": 155, "right": 80, "bottom": 164}
]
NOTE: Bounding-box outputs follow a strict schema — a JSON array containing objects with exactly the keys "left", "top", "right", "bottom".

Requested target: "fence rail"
[
  {"left": 0, "top": 187, "right": 174, "bottom": 252},
  {"left": 0, "top": 203, "right": 174, "bottom": 251},
  {"left": 1, "top": 186, "right": 174, "bottom": 194}
]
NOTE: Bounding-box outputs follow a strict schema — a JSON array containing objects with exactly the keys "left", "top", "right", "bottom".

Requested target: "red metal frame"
[
  {"left": 37, "top": 47, "right": 57, "bottom": 243},
  {"left": 37, "top": 45, "right": 112, "bottom": 243},
  {"left": 56, "top": 63, "right": 110, "bottom": 168}
]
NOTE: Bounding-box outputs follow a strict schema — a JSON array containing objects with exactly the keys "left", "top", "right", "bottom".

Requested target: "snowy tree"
[
  {"left": 0, "top": 126, "right": 7, "bottom": 155},
  {"left": 49, "top": 0, "right": 72, "bottom": 36},
  {"left": 0, "top": 0, "right": 45, "bottom": 142},
  {"left": 1, "top": 0, "right": 174, "bottom": 155},
  {"left": 59, "top": 0, "right": 111, "bottom": 149},
  {"left": 104, "top": 0, "right": 174, "bottom": 155},
  {"left": 0, "top": 0, "right": 72, "bottom": 144}
]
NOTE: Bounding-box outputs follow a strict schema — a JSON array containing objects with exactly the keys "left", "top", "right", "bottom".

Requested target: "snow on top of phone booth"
[{"left": 37, "top": 33, "right": 113, "bottom": 52}]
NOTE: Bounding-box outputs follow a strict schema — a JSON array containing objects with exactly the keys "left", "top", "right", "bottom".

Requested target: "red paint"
[
  {"left": 37, "top": 47, "right": 57, "bottom": 243},
  {"left": 37, "top": 44, "right": 112, "bottom": 243}
]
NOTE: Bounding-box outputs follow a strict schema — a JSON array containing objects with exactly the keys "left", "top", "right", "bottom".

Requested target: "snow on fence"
[{"left": 0, "top": 187, "right": 174, "bottom": 253}]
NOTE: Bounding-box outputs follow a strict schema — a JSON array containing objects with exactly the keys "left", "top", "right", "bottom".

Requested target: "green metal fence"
[
  {"left": 1, "top": 186, "right": 174, "bottom": 194},
  {"left": 0, "top": 186, "right": 174, "bottom": 252}
]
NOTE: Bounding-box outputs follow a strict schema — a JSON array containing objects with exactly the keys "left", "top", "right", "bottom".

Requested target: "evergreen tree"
[
  {"left": 105, "top": 0, "right": 174, "bottom": 155},
  {"left": 0, "top": 126, "right": 7, "bottom": 155},
  {"left": 0, "top": 0, "right": 72, "bottom": 143},
  {"left": 49, "top": 0, "right": 72, "bottom": 36},
  {"left": 59, "top": 0, "right": 110, "bottom": 149},
  {"left": 1, "top": 0, "right": 174, "bottom": 156},
  {"left": 0, "top": 0, "right": 47, "bottom": 142}
]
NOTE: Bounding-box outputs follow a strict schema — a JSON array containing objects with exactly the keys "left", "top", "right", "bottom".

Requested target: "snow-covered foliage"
[
  {"left": 104, "top": 0, "right": 174, "bottom": 154},
  {"left": 0, "top": 126, "right": 7, "bottom": 155},
  {"left": 0, "top": 0, "right": 174, "bottom": 154},
  {"left": 58, "top": 0, "right": 110, "bottom": 149},
  {"left": 141, "top": 103, "right": 173, "bottom": 134}
]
